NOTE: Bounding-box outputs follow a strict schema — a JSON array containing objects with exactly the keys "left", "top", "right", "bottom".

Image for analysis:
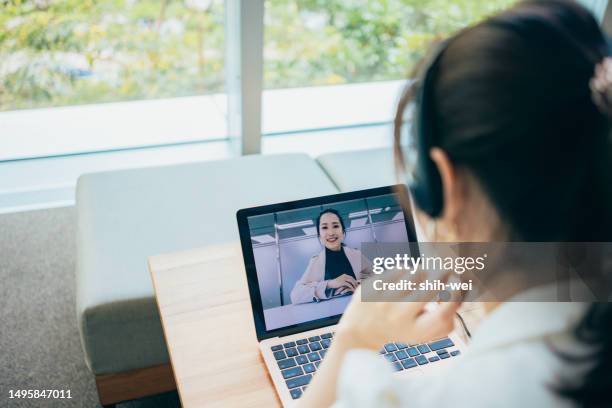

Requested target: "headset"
[
  {"left": 408, "top": 40, "right": 449, "bottom": 219},
  {"left": 408, "top": 25, "right": 610, "bottom": 220}
]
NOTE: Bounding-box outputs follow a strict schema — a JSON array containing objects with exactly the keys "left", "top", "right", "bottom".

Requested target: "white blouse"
[{"left": 332, "top": 300, "right": 589, "bottom": 408}]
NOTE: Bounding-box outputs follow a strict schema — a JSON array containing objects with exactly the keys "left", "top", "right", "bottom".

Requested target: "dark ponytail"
[{"left": 393, "top": 1, "right": 612, "bottom": 406}]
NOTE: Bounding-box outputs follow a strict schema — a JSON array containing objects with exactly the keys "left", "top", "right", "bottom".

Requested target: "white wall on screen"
[
  {"left": 373, "top": 220, "right": 409, "bottom": 243},
  {"left": 253, "top": 243, "right": 281, "bottom": 309}
]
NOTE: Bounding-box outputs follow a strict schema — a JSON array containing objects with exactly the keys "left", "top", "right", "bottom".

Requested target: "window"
[
  {"left": 261, "top": 0, "right": 516, "bottom": 154},
  {"left": 0, "top": 0, "right": 226, "bottom": 161},
  {"left": 0, "top": 0, "right": 519, "bottom": 161},
  {"left": 2, "top": 0, "right": 608, "bottom": 212},
  {"left": 1, "top": 0, "right": 225, "bottom": 110},
  {"left": 264, "top": 0, "right": 516, "bottom": 89}
]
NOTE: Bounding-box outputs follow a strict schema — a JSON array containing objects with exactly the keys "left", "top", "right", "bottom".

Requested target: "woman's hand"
[
  {"left": 298, "top": 284, "right": 460, "bottom": 408},
  {"left": 326, "top": 274, "right": 358, "bottom": 291},
  {"left": 335, "top": 285, "right": 461, "bottom": 350}
]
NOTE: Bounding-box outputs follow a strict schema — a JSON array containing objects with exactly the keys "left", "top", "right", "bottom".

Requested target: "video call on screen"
[{"left": 247, "top": 193, "right": 410, "bottom": 331}]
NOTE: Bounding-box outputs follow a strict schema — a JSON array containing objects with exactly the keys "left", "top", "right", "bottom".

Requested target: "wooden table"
[
  {"left": 148, "top": 242, "right": 281, "bottom": 408},
  {"left": 149, "top": 242, "right": 486, "bottom": 407}
]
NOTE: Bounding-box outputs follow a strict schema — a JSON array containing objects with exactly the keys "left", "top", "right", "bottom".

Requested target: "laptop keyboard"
[{"left": 271, "top": 332, "right": 461, "bottom": 400}]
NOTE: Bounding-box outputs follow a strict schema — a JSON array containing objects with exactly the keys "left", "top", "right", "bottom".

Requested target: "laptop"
[{"left": 236, "top": 186, "right": 467, "bottom": 405}]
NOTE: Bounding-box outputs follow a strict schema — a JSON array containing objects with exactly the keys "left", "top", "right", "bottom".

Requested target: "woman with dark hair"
[
  {"left": 291, "top": 208, "right": 370, "bottom": 304},
  {"left": 298, "top": 0, "right": 612, "bottom": 406}
]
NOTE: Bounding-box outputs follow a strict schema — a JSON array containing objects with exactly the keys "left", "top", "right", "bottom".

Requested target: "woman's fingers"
[
  {"left": 339, "top": 283, "right": 354, "bottom": 292},
  {"left": 329, "top": 275, "right": 357, "bottom": 289},
  {"left": 340, "top": 274, "right": 358, "bottom": 290},
  {"left": 336, "top": 287, "right": 350, "bottom": 295},
  {"left": 412, "top": 301, "right": 462, "bottom": 343}
]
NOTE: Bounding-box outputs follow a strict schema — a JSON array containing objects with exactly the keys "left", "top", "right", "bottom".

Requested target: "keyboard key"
[
  {"left": 395, "top": 350, "right": 408, "bottom": 360},
  {"left": 429, "top": 356, "right": 440, "bottom": 362},
  {"left": 440, "top": 353, "right": 450, "bottom": 359},
  {"left": 321, "top": 333, "right": 333, "bottom": 339},
  {"left": 401, "top": 358, "right": 418, "bottom": 369},
  {"left": 436, "top": 349, "right": 448, "bottom": 356},
  {"left": 320, "top": 349, "right": 328, "bottom": 359},
  {"left": 415, "top": 355, "right": 428, "bottom": 365},
  {"left": 407, "top": 347, "right": 420, "bottom": 357},
  {"left": 290, "top": 388, "right": 302, "bottom": 399},
  {"left": 451, "top": 350, "right": 461, "bottom": 357},
  {"left": 417, "top": 344, "right": 430, "bottom": 354},
  {"left": 271, "top": 345, "right": 283, "bottom": 351},
  {"left": 428, "top": 338, "right": 454, "bottom": 351},
  {"left": 286, "top": 348, "right": 298, "bottom": 357},
  {"left": 283, "top": 341, "right": 296, "bottom": 348},
  {"left": 393, "top": 361, "right": 403, "bottom": 371},
  {"left": 303, "top": 363, "right": 316, "bottom": 374},
  {"left": 379, "top": 348, "right": 387, "bottom": 354},
  {"left": 310, "top": 342, "right": 322, "bottom": 351},
  {"left": 384, "top": 353, "right": 397, "bottom": 362},
  {"left": 296, "top": 355, "right": 308, "bottom": 365},
  {"left": 384, "top": 343, "right": 398, "bottom": 352},
  {"left": 285, "top": 374, "right": 312, "bottom": 389},
  {"left": 274, "top": 350, "right": 287, "bottom": 360},
  {"left": 282, "top": 366, "right": 304, "bottom": 379},
  {"left": 308, "top": 352, "right": 321, "bottom": 362},
  {"left": 278, "top": 358, "right": 297, "bottom": 370},
  {"left": 309, "top": 336, "right": 321, "bottom": 342},
  {"left": 321, "top": 339, "right": 331, "bottom": 349},
  {"left": 297, "top": 345, "right": 310, "bottom": 354},
  {"left": 286, "top": 374, "right": 312, "bottom": 389},
  {"left": 395, "top": 342, "right": 409, "bottom": 349},
  {"left": 315, "top": 361, "right": 321, "bottom": 368},
  {"left": 296, "top": 339, "right": 308, "bottom": 345}
]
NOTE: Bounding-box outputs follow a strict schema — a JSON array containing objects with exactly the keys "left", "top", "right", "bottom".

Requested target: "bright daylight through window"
[
  {"left": 1, "top": 0, "right": 225, "bottom": 110},
  {"left": 264, "top": 0, "right": 515, "bottom": 88},
  {"left": 0, "top": 0, "right": 514, "bottom": 160}
]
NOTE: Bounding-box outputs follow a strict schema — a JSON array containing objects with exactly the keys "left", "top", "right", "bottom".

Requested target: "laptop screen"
[{"left": 243, "top": 189, "right": 412, "bottom": 332}]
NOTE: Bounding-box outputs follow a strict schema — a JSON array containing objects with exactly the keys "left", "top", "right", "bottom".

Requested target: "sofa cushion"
[
  {"left": 317, "top": 147, "right": 430, "bottom": 242},
  {"left": 316, "top": 148, "right": 397, "bottom": 192},
  {"left": 76, "top": 153, "right": 338, "bottom": 374}
]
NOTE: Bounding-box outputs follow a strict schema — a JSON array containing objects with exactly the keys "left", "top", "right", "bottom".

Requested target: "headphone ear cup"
[
  {"left": 409, "top": 140, "right": 444, "bottom": 217},
  {"left": 407, "top": 43, "right": 447, "bottom": 218}
]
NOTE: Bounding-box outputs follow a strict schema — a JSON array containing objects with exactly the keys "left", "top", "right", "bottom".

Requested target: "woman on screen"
[
  {"left": 290, "top": 209, "right": 370, "bottom": 304},
  {"left": 299, "top": 1, "right": 612, "bottom": 407}
]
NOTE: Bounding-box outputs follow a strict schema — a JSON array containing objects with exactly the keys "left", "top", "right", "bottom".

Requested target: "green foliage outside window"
[
  {"left": 265, "top": 0, "right": 515, "bottom": 87},
  {"left": 0, "top": 0, "right": 514, "bottom": 111}
]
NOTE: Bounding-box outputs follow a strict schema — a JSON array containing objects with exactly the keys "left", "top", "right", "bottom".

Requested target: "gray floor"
[{"left": 0, "top": 207, "right": 179, "bottom": 407}]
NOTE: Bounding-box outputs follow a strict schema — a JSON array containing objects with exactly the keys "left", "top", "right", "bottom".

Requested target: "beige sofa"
[{"left": 75, "top": 148, "right": 396, "bottom": 406}]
